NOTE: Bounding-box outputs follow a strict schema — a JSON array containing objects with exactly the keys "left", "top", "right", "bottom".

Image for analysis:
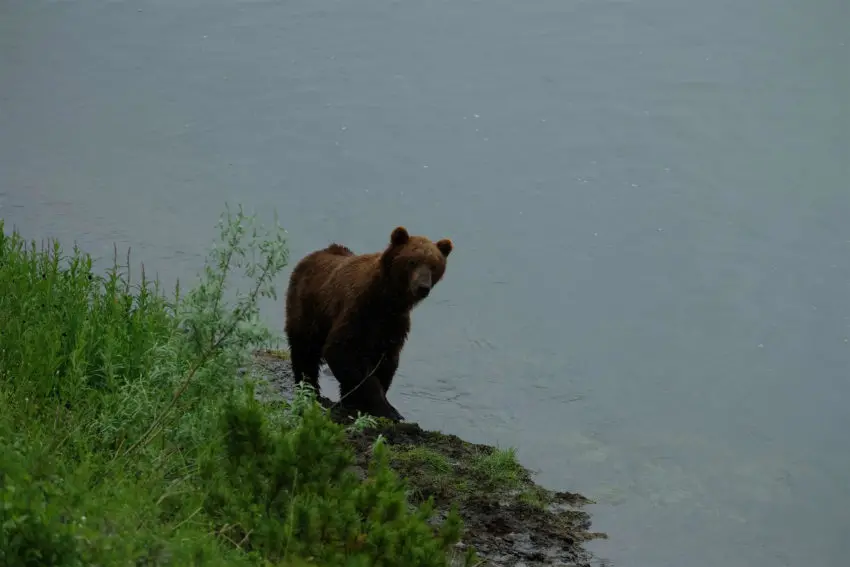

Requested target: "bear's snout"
[
  {"left": 415, "top": 282, "right": 432, "bottom": 299},
  {"left": 411, "top": 265, "right": 433, "bottom": 299}
]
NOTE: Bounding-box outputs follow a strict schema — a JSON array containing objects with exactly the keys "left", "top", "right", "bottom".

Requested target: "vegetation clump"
[
  {"left": 250, "top": 349, "right": 608, "bottom": 566},
  {"left": 0, "top": 207, "right": 469, "bottom": 567},
  {"left": 340, "top": 421, "right": 605, "bottom": 566}
]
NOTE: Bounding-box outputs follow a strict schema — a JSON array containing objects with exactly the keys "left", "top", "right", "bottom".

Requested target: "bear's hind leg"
[{"left": 287, "top": 337, "right": 322, "bottom": 394}]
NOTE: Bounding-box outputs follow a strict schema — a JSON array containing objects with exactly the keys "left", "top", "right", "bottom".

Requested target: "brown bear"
[{"left": 284, "top": 226, "right": 453, "bottom": 421}]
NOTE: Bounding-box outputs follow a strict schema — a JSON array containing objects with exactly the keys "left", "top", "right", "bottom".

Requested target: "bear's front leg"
[
  {"left": 323, "top": 343, "right": 404, "bottom": 422},
  {"left": 345, "top": 377, "right": 404, "bottom": 422},
  {"left": 373, "top": 349, "right": 400, "bottom": 394}
]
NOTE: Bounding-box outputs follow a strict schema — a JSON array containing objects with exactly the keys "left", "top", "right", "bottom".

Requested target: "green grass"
[
  {"left": 0, "top": 206, "right": 468, "bottom": 567},
  {"left": 469, "top": 447, "right": 554, "bottom": 509},
  {"left": 393, "top": 446, "right": 453, "bottom": 476},
  {"left": 469, "top": 447, "right": 526, "bottom": 492},
  {"left": 385, "top": 433, "right": 552, "bottom": 516},
  {"left": 390, "top": 446, "right": 463, "bottom": 503}
]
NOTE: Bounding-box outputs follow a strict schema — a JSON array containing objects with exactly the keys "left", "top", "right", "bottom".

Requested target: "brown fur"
[{"left": 284, "top": 226, "right": 453, "bottom": 421}]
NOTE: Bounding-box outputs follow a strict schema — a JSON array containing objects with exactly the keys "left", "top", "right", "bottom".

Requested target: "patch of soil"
[{"left": 250, "top": 351, "right": 607, "bottom": 567}]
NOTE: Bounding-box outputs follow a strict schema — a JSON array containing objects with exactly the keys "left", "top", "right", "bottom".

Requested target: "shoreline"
[
  {"left": 3, "top": 211, "right": 607, "bottom": 567},
  {"left": 250, "top": 349, "right": 608, "bottom": 567}
]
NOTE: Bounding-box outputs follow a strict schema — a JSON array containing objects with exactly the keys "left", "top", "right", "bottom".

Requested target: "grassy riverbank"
[{"left": 0, "top": 208, "right": 603, "bottom": 566}]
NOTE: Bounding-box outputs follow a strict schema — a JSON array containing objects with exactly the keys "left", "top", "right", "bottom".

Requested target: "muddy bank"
[{"left": 250, "top": 350, "right": 607, "bottom": 567}]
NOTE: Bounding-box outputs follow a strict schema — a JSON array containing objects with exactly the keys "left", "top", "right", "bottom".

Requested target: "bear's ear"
[
  {"left": 390, "top": 226, "right": 410, "bottom": 246},
  {"left": 436, "top": 238, "right": 453, "bottom": 257}
]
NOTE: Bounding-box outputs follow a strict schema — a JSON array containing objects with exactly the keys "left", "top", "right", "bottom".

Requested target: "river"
[{"left": 1, "top": 1, "right": 848, "bottom": 565}]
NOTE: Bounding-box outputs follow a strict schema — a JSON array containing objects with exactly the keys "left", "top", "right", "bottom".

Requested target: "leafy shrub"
[{"left": 200, "top": 383, "right": 462, "bottom": 566}]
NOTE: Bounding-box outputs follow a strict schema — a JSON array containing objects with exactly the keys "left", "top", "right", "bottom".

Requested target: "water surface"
[{"left": 1, "top": 1, "right": 848, "bottom": 566}]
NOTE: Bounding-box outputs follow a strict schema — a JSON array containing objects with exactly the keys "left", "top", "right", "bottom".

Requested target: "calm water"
[{"left": 2, "top": 0, "right": 848, "bottom": 565}]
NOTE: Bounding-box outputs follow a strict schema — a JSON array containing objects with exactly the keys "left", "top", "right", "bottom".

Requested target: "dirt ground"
[{"left": 250, "top": 350, "right": 607, "bottom": 567}]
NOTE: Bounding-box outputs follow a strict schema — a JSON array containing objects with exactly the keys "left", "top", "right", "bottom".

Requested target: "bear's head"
[{"left": 381, "top": 226, "right": 453, "bottom": 306}]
